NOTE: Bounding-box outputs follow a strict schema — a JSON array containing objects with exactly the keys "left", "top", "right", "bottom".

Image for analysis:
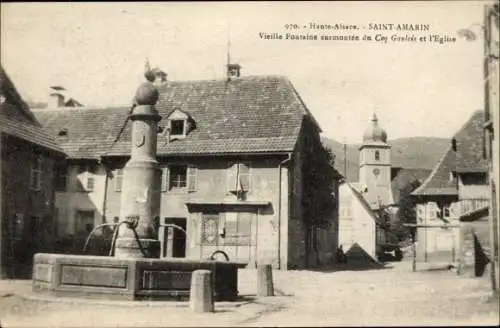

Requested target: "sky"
[{"left": 0, "top": 1, "right": 491, "bottom": 143}]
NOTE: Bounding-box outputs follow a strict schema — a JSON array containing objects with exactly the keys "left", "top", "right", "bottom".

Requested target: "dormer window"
[
  {"left": 170, "top": 119, "right": 185, "bottom": 136},
  {"left": 166, "top": 109, "right": 193, "bottom": 139}
]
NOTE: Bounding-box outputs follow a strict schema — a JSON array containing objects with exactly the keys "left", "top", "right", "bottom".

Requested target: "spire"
[
  {"left": 144, "top": 58, "right": 155, "bottom": 82},
  {"left": 362, "top": 113, "right": 387, "bottom": 143}
]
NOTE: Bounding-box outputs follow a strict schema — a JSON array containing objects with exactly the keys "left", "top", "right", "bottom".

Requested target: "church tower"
[{"left": 359, "top": 113, "right": 392, "bottom": 210}]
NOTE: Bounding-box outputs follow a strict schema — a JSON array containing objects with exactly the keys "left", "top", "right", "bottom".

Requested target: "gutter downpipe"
[
  {"left": 278, "top": 153, "right": 292, "bottom": 270},
  {"left": 99, "top": 156, "right": 109, "bottom": 232}
]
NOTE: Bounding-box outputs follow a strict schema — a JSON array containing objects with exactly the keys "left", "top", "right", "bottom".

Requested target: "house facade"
[
  {"left": 0, "top": 65, "right": 66, "bottom": 278},
  {"left": 35, "top": 68, "right": 341, "bottom": 270},
  {"left": 412, "top": 110, "right": 490, "bottom": 266}
]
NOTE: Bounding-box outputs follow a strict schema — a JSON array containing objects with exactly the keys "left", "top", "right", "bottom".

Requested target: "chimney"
[
  {"left": 151, "top": 68, "right": 168, "bottom": 87},
  {"left": 227, "top": 63, "right": 241, "bottom": 80},
  {"left": 48, "top": 86, "right": 66, "bottom": 108}
]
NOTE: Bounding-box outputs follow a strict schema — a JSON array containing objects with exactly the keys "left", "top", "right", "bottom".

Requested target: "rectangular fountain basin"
[{"left": 32, "top": 253, "right": 238, "bottom": 301}]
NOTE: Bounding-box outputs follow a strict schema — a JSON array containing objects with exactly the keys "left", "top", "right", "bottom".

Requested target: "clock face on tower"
[
  {"left": 135, "top": 132, "right": 146, "bottom": 148},
  {"left": 373, "top": 168, "right": 380, "bottom": 176}
]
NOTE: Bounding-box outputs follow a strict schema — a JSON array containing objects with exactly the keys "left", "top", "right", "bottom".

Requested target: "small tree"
[
  {"left": 302, "top": 137, "right": 339, "bottom": 229},
  {"left": 388, "top": 179, "right": 421, "bottom": 243}
]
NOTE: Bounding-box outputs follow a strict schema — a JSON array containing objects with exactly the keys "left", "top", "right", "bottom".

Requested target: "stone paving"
[{"left": 1, "top": 261, "right": 498, "bottom": 327}]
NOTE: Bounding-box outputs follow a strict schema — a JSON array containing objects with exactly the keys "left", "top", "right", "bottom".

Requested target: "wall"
[
  {"left": 459, "top": 216, "right": 490, "bottom": 277},
  {"left": 415, "top": 201, "right": 460, "bottom": 264},
  {"left": 1, "top": 135, "right": 59, "bottom": 276},
  {"left": 338, "top": 184, "right": 354, "bottom": 251},
  {"left": 338, "top": 184, "right": 377, "bottom": 260},
  {"left": 291, "top": 118, "right": 339, "bottom": 269},
  {"left": 55, "top": 163, "right": 107, "bottom": 237},
  {"left": 351, "top": 191, "right": 377, "bottom": 260},
  {"left": 104, "top": 155, "right": 289, "bottom": 269},
  {"left": 458, "top": 174, "right": 490, "bottom": 200},
  {"left": 287, "top": 135, "right": 305, "bottom": 269}
]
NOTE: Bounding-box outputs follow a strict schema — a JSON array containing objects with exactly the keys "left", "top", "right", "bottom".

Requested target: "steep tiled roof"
[
  {"left": 0, "top": 65, "right": 64, "bottom": 154},
  {"left": 391, "top": 168, "right": 431, "bottom": 202},
  {"left": 35, "top": 76, "right": 315, "bottom": 158},
  {"left": 35, "top": 107, "right": 130, "bottom": 159},
  {"left": 411, "top": 147, "right": 457, "bottom": 196},
  {"left": 411, "top": 110, "right": 487, "bottom": 197},
  {"left": 454, "top": 110, "right": 488, "bottom": 173}
]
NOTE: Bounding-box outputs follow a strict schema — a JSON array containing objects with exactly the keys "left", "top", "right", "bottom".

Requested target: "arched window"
[{"left": 375, "top": 150, "right": 380, "bottom": 161}]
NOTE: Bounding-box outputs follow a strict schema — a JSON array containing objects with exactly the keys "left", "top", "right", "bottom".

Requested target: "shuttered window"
[
  {"left": 161, "top": 167, "right": 169, "bottom": 192},
  {"left": 30, "top": 155, "right": 43, "bottom": 190},
  {"left": 55, "top": 162, "right": 68, "bottom": 191},
  {"left": 187, "top": 166, "right": 197, "bottom": 192},
  {"left": 161, "top": 165, "right": 197, "bottom": 192},
  {"left": 227, "top": 162, "right": 251, "bottom": 192}
]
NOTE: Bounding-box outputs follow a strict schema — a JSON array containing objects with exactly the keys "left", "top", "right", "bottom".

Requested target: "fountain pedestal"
[{"left": 114, "top": 100, "right": 162, "bottom": 259}]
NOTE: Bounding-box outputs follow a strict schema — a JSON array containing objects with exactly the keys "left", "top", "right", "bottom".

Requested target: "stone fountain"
[{"left": 32, "top": 72, "right": 239, "bottom": 301}]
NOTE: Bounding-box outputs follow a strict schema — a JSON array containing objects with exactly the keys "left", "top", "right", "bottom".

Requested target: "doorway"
[{"left": 161, "top": 218, "right": 187, "bottom": 258}]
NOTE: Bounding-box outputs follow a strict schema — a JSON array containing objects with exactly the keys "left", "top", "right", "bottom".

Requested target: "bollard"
[
  {"left": 189, "top": 270, "right": 214, "bottom": 313},
  {"left": 257, "top": 264, "right": 274, "bottom": 296}
]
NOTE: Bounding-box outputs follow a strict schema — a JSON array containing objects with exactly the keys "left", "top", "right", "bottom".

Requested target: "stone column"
[{"left": 114, "top": 80, "right": 162, "bottom": 259}]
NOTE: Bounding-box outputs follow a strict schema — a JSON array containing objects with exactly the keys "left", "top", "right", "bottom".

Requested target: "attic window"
[
  {"left": 58, "top": 129, "right": 68, "bottom": 137},
  {"left": 170, "top": 119, "right": 185, "bottom": 137},
  {"left": 166, "top": 109, "right": 191, "bottom": 139}
]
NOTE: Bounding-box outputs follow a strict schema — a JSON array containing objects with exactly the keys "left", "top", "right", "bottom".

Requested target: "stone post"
[
  {"left": 257, "top": 264, "right": 274, "bottom": 296},
  {"left": 114, "top": 78, "right": 162, "bottom": 259},
  {"left": 189, "top": 270, "right": 214, "bottom": 313}
]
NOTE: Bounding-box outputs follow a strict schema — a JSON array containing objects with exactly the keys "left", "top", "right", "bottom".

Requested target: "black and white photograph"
[{"left": 0, "top": 1, "right": 499, "bottom": 327}]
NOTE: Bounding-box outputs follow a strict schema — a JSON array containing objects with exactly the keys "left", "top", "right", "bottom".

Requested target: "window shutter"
[
  {"left": 226, "top": 163, "right": 238, "bottom": 192},
  {"left": 86, "top": 174, "right": 95, "bottom": 191},
  {"left": 115, "top": 169, "right": 123, "bottom": 192},
  {"left": 187, "top": 166, "right": 197, "bottom": 192},
  {"left": 161, "top": 166, "right": 169, "bottom": 192},
  {"left": 239, "top": 162, "right": 251, "bottom": 191}
]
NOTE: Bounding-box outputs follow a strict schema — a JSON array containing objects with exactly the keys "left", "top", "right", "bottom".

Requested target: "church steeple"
[{"left": 359, "top": 114, "right": 392, "bottom": 209}]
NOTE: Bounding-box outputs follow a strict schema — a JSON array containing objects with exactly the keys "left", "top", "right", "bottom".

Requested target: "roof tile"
[{"left": 35, "top": 76, "right": 311, "bottom": 158}]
